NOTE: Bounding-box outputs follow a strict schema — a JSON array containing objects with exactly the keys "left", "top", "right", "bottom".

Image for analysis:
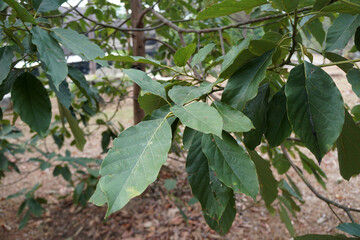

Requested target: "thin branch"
[
  {"left": 145, "top": 38, "right": 176, "bottom": 53},
  {"left": 44, "top": 0, "right": 84, "bottom": 18},
  {"left": 218, "top": 29, "right": 225, "bottom": 56},
  {"left": 281, "top": 144, "right": 360, "bottom": 223}
]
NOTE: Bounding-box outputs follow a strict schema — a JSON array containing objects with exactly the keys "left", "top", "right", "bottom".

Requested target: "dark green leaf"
[
  {"left": 191, "top": 43, "right": 216, "bottom": 67},
  {"left": 19, "top": 210, "right": 30, "bottom": 230},
  {"left": 97, "top": 118, "right": 172, "bottom": 217},
  {"left": 295, "top": 234, "right": 355, "bottom": 240},
  {"left": 321, "top": 1, "right": 360, "bottom": 14},
  {"left": 325, "top": 52, "right": 354, "bottom": 73},
  {"left": 347, "top": 68, "right": 360, "bottom": 98},
  {"left": 27, "top": 198, "right": 43, "bottom": 217},
  {"left": 124, "top": 69, "right": 167, "bottom": 100},
  {"left": 51, "top": 28, "right": 105, "bottom": 60},
  {"left": 33, "top": 0, "right": 65, "bottom": 12},
  {"left": 285, "top": 62, "right": 344, "bottom": 162},
  {"left": 222, "top": 50, "right": 273, "bottom": 110},
  {"left": 272, "top": 0, "right": 299, "bottom": 12},
  {"left": 11, "top": 73, "right": 51, "bottom": 137},
  {"left": 279, "top": 204, "right": 295, "bottom": 237},
  {"left": 171, "top": 102, "right": 223, "bottom": 137},
  {"left": 337, "top": 223, "right": 360, "bottom": 237},
  {"left": 3, "top": 0, "right": 36, "bottom": 24},
  {"left": 68, "top": 66, "right": 96, "bottom": 102},
  {"left": 183, "top": 127, "right": 196, "bottom": 150},
  {"left": 138, "top": 93, "right": 167, "bottom": 116},
  {"left": 0, "top": 71, "right": 21, "bottom": 101},
  {"left": 173, "top": 43, "right": 196, "bottom": 67},
  {"left": 265, "top": 88, "right": 292, "bottom": 147},
  {"left": 100, "top": 55, "right": 165, "bottom": 68},
  {"left": 303, "top": 19, "right": 326, "bottom": 46},
  {"left": 326, "top": 14, "right": 360, "bottom": 51},
  {"left": 58, "top": 102, "right": 86, "bottom": 150},
  {"left": 212, "top": 101, "right": 254, "bottom": 133},
  {"left": 313, "top": 0, "right": 331, "bottom": 10},
  {"left": 31, "top": 26, "right": 67, "bottom": 88},
  {"left": 196, "top": 0, "right": 268, "bottom": 20},
  {"left": 186, "top": 132, "right": 235, "bottom": 222},
  {"left": 168, "top": 82, "right": 212, "bottom": 105},
  {"left": 355, "top": 27, "right": 360, "bottom": 51},
  {"left": 337, "top": 110, "right": 360, "bottom": 180},
  {"left": 248, "top": 150, "right": 278, "bottom": 206},
  {"left": 202, "top": 133, "right": 259, "bottom": 199},
  {"left": 243, "top": 84, "right": 270, "bottom": 150},
  {"left": 0, "top": 46, "right": 14, "bottom": 84},
  {"left": 49, "top": 79, "right": 71, "bottom": 109}
]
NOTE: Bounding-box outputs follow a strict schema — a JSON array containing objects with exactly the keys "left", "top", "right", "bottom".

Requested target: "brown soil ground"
[{"left": 0, "top": 62, "right": 360, "bottom": 240}]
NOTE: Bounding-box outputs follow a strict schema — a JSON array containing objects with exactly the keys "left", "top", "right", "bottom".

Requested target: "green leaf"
[
  {"left": 68, "top": 66, "right": 96, "bottom": 102},
  {"left": 202, "top": 133, "right": 259, "bottom": 199},
  {"left": 326, "top": 14, "right": 360, "bottom": 51},
  {"left": 98, "top": 118, "right": 172, "bottom": 217},
  {"left": 196, "top": 0, "right": 268, "bottom": 20},
  {"left": 33, "top": 0, "right": 65, "bottom": 12},
  {"left": 325, "top": 52, "right": 354, "bottom": 73},
  {"left": 279, "top": 204, "right": 295, "bottom": 237},
  {"left": 243, "top": 84, "right": 270, "bottom": 150},
  {"left": 265, "top": 88, "right": 292, "bottom": 147},
  {"left": 0, "top": 71, "right": 21, "bottom": 101},
  {"left": 295, "top": 234, "right": 355, "bottom": 240},
  {"left": 321, "top": 1, "right": 360, "bottom": 14},
  {"left": 58, "top": 102, "right": 86, "bottom": 151},
  {"left": 272, "top": 153, "right": 290, "bottom": 174},
  {"left": 183, "top": 127, "right": 196, "bottom": 150},
  {"left": 222, "top": 50, "right": 273, "bottom": 110},
  {"left": 212, "top": 101, "right": 254, "bottom": 133},
  {"left": 285, "top": 62, "right": 344, "bottom": 162},
  {"left": 171, "top": 102, "right": 223, "bottom": 137},
  {"left": 173, "top": 43, "right": 196, "bottom": 67},
  {"left": 138, "top": 93, "right": 167, "bottom": 116},
  {"left": 19, "top": 210, "right": 30, "bottom": 230},
  {"left": 164, "top": 178, "right": 177, "bottom": 191},
  {"left": 248, "top": 150, "right": 278, "bottom": 206},
  {"left": 31, "top": 26, "right": 67, "bottom": 88},
  {"left": 123, "top": 69, "right": 167, "bottom": 100},
  {"left": 89, "top": 184, "right": 107, "bottom": 206},
  {"left": 337, "top": 223, "right": 360, "bottom": 237},
  {"left": 347, "top": 68, "right": 360, "bottom": 98},
  {"left": 272, "top": 0, "right": 299, "bottom": 12},
  {"left": 337, "top": 110, "right": 360, "bottom": 180},
  {"left": 303, "top": 19, "right": 326, "bottom": 46},
  {"left": 49, "top": 79, "right": 71, "bottom": 109},
  {"left": 355, "top": 27, "right": 360, "bottom": 51},
  {"left": 191, "top": 43, "right": 216, "bottom": 67},
  {"left": 186, "top": 132, "right": 235, "bottom": 223},
  {"left": 313, "top": 0, "right": 331, "bottom": 10},
  {"left": 0, "top": 46, "right": 14, "bottom": 85},
  {"left": 27, "top": 198, "right": 43, "bottom": 217},
  {"left": 11, "top": 73, "right": 51, "bottom": 137},
  {"left": 168, "top": 82, "right": 212, "bottom": 105},
  {"left": 220, "top": 38, "right": 254, "bottom": 79},
  {"left": 3, "top": 0, "right": 36, "bottom": 24},
  {"left": 51, "top": 28, "right": 105, "bottom": 61},
  {"left": 99, "top": 55, "right": 165, "bottom": 68}
]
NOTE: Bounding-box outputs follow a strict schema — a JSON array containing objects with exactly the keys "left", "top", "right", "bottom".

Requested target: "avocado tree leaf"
[
  {"left": 97, "top": 118, "right": 172, "bottom": 217},
  {"left": 321, "top": 1, "right": 360, "bottom": 14},
  {"left": 89, "top": 183, "right": 107, "bottom": 206},
  {"left": 51, "top": 28, "right": 105, "bottom": 61},
  {"left": 31, "top": 26, "right": 68, "bottom": 89},
  {"left": 11, "top": 73, "right": 51, "bottom": 137},
  {"left": 168, "top": 82, "right": 212, "bottom": 105},
  {"left": 279, "top": 204, "right": 295, "bottom": 237},
  {"left": 325, "top": 52, "right": 354, "bottom": 73},
  {"left": 248, "top": 150, "right": 278, "bottom": 207},
  {"left": 183, "top": 127, "right": 196, "bottom": 150},
  {"left": 272, "top": 0, "right": 299, "bottom": 12},
  {"left": 49, "top": 79, "right": 71, "bottom": 109},
  {"left": 326, "top": 14, "right": 360, "bottom": 51},
  {"left": 313, "top": 0, "right": 331, "bottom": 10},
  {"left": 0, "top": 46, "right": 14, "bottom": 85},
  {"left": 285, "top": 62, "right": 344, "bottom": 162},
  {"left": 346, "top": 68, "right": 360, "bottom": 98},
  {"left": 243, "top": 84, "right": 270, "bottom": 150},
  {"left": 124, "top": 69, "right": 167, "bottom": 100},
  {"left": 33, "top": 0, "right": 66, "bottom": 12},
  {"left": 265, "top": 88, "right": 292, "bottom": 147},
  {"left": 0, "top": 71, "right": 22, "bottom": 101},
  {"left": 196, "top": 0, "right": 268, "bottom": 20},
  {"left": 337, "top": 110, "right": 360, "bottom": 180},
  {"left": 171, "top": 102, "right": 223, "bottom": 137},
  {"left": 337, "top": 223, "right": 360, "bottom": 237},
  {"left": 99, "top": 55, "right": 165, "bottom": 68},
  {"left": 68, "top": 66, "right": 97, "bottom": 102},
  {"left": 58, "top": 102, "right": 86, "bottom": 151},
  {"left": 355, "top": 27, "right": 360, "bottom": 51},
  {"left": 3, "top": 0, "right": 36, "bottom": 24},
  {"left": 191, "top": 43, "right": 216, "bottom": 67},
  {"left": 173, "top": 43, "right": 196, "bottom": 67},
  {"left": 202, "top": 132, "right": 259, "bottom": 199},
  {"left": 138, "top": 93, "right": 167, "bottom": 116},
  {"left": 186, "top": 132, "right": 235, "bottom": 221},
  {"left": 222, "top": 50, "right": 274, "bottom": 110},
  {"left": 212, "top": 101, "right": 254, "bottom": 133}
]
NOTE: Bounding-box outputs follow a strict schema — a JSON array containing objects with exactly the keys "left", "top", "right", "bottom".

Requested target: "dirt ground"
[{"left": 0, "top": 62, "right": 360, "bottom": 240}]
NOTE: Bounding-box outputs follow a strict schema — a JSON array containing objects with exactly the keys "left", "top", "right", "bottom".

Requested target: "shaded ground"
[{"left": 1, "top": 63, "right": 360, "bottom": 239}]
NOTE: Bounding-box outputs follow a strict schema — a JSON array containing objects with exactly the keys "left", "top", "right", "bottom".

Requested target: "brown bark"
[{"left": 131, "top": 0, "right": 145, "bottom": 124}]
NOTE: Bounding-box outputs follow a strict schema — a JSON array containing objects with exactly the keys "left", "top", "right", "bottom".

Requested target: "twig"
[
  {"left": 281, "top": 144, "right": 360, "bottom": 223},
  {"left": 145, "top": 38, "right": 176, "bottom": 53}
]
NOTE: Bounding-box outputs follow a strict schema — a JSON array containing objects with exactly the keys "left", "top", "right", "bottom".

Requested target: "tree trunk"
[{"left": 130, "top": 0, "right": 145, "bottom": 124}]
